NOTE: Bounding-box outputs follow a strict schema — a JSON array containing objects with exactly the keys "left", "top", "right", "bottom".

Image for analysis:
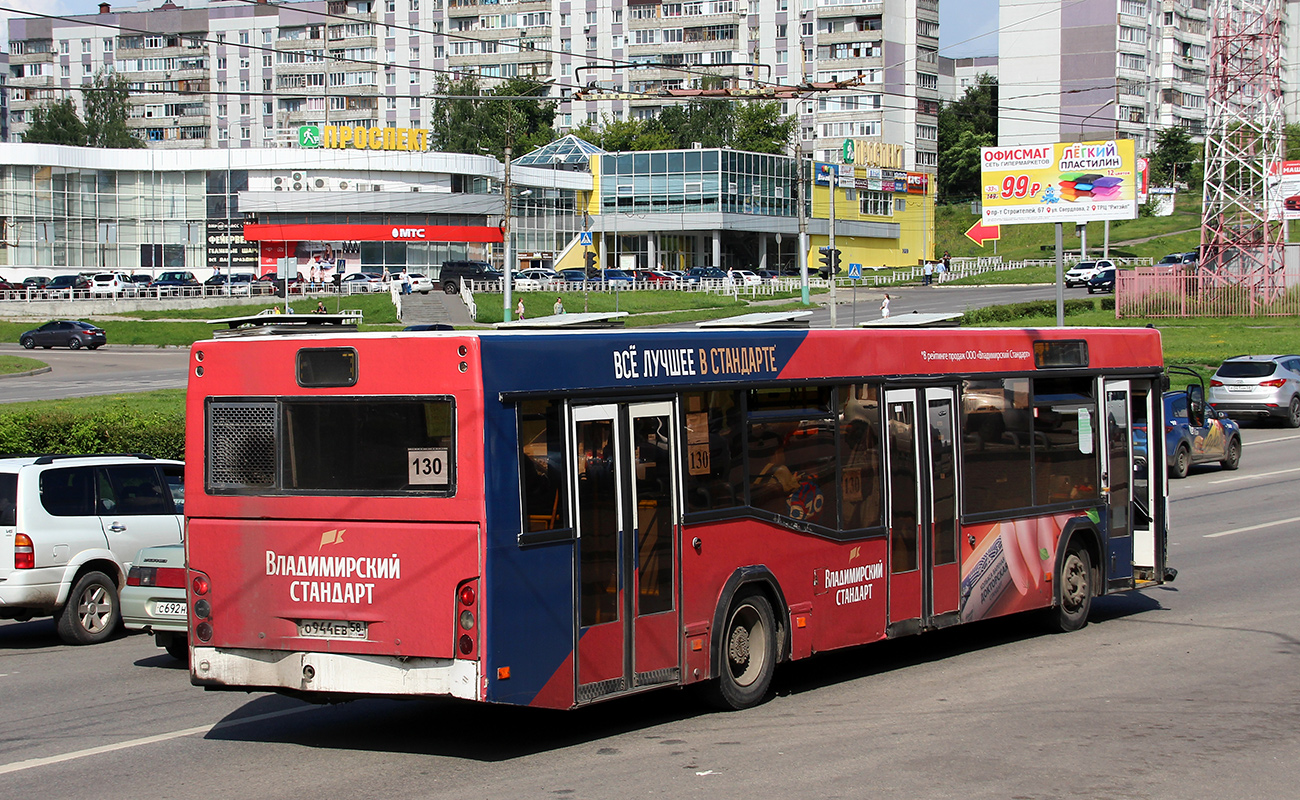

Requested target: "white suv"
[
  {"left": 0, "top": 455, "right": 184, "bottom": 645},
  {"left": 1064, "top": 259, "right": 1114, "bottom": 288},
  {"left": 90, "top": 272, "right": 135, "bottom": 297}
]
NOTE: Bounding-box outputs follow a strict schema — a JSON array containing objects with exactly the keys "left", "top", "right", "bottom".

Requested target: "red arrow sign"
[{"left": 964, "top": 219, "right": 1001, "bottom": 246}]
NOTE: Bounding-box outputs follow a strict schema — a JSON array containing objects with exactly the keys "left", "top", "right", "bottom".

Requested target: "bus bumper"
[{"left": 191, "top": 647, "right": 480, "bottom": 701}]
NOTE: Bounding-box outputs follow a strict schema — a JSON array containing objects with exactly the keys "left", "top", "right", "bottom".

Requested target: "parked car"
[
  {"left": 121, "top": 543, "right": 189, "bottom": 661},
  {"left": 516, "top": 269, "right": 561, "bottom": 290},
  {"left": 1156, "top": 253, "right": 1185, "bottom": 267},
  {"left": 150, "top": 271, "right": 200, "bottom": 294},
  {"left": 22, "top": 276, "right": 50, "bottom": 292},
  {"left": 728, "top": 269, "right": 762, "bottom": 287},
  {"left": 129, "top": 274, "right": 154, "bottom": 290},
  {"left": 408, "top": 273, "right": 433, "bottom": 294},
  {"left": 90, "top": 272, "right": 135, "bottom": 297},
  {"left": 596, "top": 269, "right": 636, "bottom": 284},
  {"left": 559, "top": 269, "right": 589, "bottom": 283},
  {"left": 684, "top": 267, "right": 728, "bottom": 284},
  {"left": 19, "top": 320, "right": 107, "bottom": 350},
  {"left": 1086, "top": 267, "right": 1116, "bottom": 294},
  {"left": 0, "top": 454, "right": 185, "bottom": 644},
  {"left": 204, "top": 272, "right": 256, "bottom": 295},
  {"left": 0, "top": 274, "right": 20, "bottom": 291},
  {"left": 644, "top": 270, "right": 679, "bottom": 284},
  {"left": 438, "top": 260, "right": 500, "bottom": 294},
  {"left": 1161, "top": 386, "right": 1242, "bottom": 478},
  {"left": 1064, "top": 259, "right": 1113, "bottom": 288},
  {"left": 1208, "top": 354, "right": 1300, "bottom": 427},
  {"left": 756, "top": 270, "right": 781, "bottom": 282},
  {"left": 45, "top": 274, "right": 92, "bottom": 297},
  {"left": 340, "top": 272, "right": 382, "bottom": 293}
]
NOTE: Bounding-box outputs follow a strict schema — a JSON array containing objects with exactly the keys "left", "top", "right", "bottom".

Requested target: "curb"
[{"left": 0, "top": 366, "right": 52, "bottom": 380}]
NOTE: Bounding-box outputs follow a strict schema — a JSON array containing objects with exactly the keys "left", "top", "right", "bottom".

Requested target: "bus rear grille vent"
[{"left": 208, "top": 402, "right": 277, "bottom": 489}]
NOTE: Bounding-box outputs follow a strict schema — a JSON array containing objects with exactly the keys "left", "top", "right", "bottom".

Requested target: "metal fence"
[{"left": 1116, "top": 267, "right": 1300, "bottom": 317}]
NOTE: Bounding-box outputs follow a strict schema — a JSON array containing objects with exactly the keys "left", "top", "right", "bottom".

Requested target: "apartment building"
[
  {"left": 998, "top": 0, "right": 1208, "bottom": 153},
  {"left": 6, "top": 0, "right": 939, "bottom": 171}
]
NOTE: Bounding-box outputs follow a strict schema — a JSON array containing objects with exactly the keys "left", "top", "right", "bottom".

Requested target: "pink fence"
[{"left": 1116, "top": 267, "right": 1300, "bottom": 317}]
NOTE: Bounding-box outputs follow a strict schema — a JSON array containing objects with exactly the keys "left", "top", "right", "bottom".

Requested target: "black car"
[
  {"left": 22, "top": 276, "right": 50, "bottom": 291},
  {"left": 438, "top": 260, "right": 500, "bottom": 294},
  {"left": 45, "top": 274, "right": 92, "bottom": 297},
  {"left": 1086, "top": 267, "right": 1116, "bottom": 294},
  {"left": 19, "top": 320, "right": 107, "bottom": 350}
]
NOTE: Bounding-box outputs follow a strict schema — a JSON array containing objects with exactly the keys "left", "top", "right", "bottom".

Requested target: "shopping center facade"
[{"left": 0, "top": 133, "right": 934, "bottom": 281}]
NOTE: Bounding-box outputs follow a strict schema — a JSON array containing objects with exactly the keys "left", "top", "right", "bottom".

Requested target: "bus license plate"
[
  {"left": 154, "top": 601, "right": 187, "bottom": 617},
  {"left": 298, "top": 619, "right": 368, "bottom": 640}
]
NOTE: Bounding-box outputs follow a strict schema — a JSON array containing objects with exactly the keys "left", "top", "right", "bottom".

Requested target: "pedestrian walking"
[
  {"left": 553, "top": 296, "right": 565, "bottom": 315},
  {"left": 516, "top": 297, "right": 526, "bottom": 320},
  {"left": 401, "top": 268, "right": 412, "bottom": 295},
  {"left": 923, "top": 261, "right": 934, "bottom": 286},
  {"left": 881, "top": 293, "right": 891, "bottom": 319}
]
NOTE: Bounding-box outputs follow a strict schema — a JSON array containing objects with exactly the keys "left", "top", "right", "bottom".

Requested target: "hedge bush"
[
  {"left": 961, "top": 298, "right": 1097, "bottom": 324},
  {"left": 0, "top": 408, "right": 184, "bottom": 460}
]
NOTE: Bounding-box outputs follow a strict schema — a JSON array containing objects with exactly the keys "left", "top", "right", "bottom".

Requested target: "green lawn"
[{"left": 0, "top": 355, "right": 48, "bottom": 375}]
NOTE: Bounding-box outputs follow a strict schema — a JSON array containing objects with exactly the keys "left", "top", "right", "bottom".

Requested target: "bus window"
[
  {"left": 747, "top": 421, "right": 837, "bottom": 526},
  {"left": 683, "top": 391, "right": 743, "bottom": 512},
  {"left": 838, "top": 384, "right": 883, "bottom": 532},
  {"left": 961, "top": 378, "right": 1032, "bottom": 513},
  {"left": 575, "top": 418, "right": 618, "bottom": 627},
  {"left": 1033, "top": 377, "right": 1100, "bottom": 504},
  {"left": 632, "top": 414, "right": 673, "bottom": 615},
  {"left": 518, "top": 399, "right": 566, "bottom": 532},
  {"left": 280, "top": 399, "right": 454, "bottom": 492}
]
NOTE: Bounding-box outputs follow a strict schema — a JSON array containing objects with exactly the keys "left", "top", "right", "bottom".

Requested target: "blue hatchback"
[{"left": 1137, "top": 386, "right": 1243, "bottom": 479}]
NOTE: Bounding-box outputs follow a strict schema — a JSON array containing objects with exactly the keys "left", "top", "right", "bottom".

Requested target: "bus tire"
[
  {"left": 162, "top": 633, "right": 189, "bottom": 663},
  {"left": 1047, "top": 545, "right": 1092, "bottom": 633},
  {"left": 703, "top": 590, "right": 777, "bottom": 711},
  {"left": 56, "top": 570, "right": 120, "bottom": 645}
]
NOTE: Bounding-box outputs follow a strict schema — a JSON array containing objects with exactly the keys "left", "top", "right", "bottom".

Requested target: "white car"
[
  {"left": 1063, "top": 259, "right": 1113, "bottom": 288},
  {"left": 90, "top": 272, "right": 135, "bottom": 297},
  {"left": 0, "top": 455, "right": 184, "bottom": 645},
  {"left": 407, "top": 273, "right": 433, "bottom": 294},
  {"left": 515, "top": 269, "right": 561, "bottom": 290},
  {"left": 728, "top": 270, "right": 762, "bottom": 287},
  {"left": 341, "top": 272, "right": 382, "bottom": 293},
  {"left": 121, "top": 543, "right": 188, "bottom": 661}
]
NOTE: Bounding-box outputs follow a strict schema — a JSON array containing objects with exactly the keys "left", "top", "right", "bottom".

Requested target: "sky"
[
  {"left": 938, "top": 0, "right": 999, "bottom": 59},
  {"left": 8, "top": 0, "right": 1002, "bottom": 58}
]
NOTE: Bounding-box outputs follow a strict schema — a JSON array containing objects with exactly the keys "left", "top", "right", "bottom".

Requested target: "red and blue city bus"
[{"left": 185, "top": 320, "right": 1171, "bottom": 709}]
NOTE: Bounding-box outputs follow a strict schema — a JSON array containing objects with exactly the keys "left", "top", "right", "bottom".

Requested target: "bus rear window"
[
  {"left": 207, "top": 398, "right": 454, "bottom": 494},
  {"left": 282, "top": 399, "right": 454, "bottom": 492}
]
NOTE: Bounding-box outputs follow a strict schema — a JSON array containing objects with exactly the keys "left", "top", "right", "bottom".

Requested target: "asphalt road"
[
  {"left": 2, "top": 422, "right": 1297, "bottom": 799},
  {"left": 0, "top": 344, "right": 191, "bottom": 403}
]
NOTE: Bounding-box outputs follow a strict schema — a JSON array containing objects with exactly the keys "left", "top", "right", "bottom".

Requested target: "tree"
[
  {"left": 936, "top": 75, "right": 998, "bottom": 202},
  {"left": 428, "top": 76, "right": 556, "bottom": 158},
  {"left": 84, "top": 69, "right": 143, "bottom": 148},
  {"left": 22, "top": 99, "right": 88, "bottom": 146},
  {"left": 1148, "top": 127, "right": 1201, "bottom": 189},
  {"left": 732, "top": 100, "right": 796, "bottom": 154}
]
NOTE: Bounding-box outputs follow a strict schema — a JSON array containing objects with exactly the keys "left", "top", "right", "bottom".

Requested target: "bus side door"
[
  {"left": 570, "top": 401, "right": 681, "bottom": 704},
  {"left": 884, "top": 387, "right": 961, "bottom": 632}
]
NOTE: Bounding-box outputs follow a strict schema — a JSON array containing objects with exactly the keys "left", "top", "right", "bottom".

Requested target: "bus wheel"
[
  {"left": 704, "top": 590, "right": 777, "bottom": 710},
  {"left": 1047, "top": 546, "right": 1092, "bottom": 633}
]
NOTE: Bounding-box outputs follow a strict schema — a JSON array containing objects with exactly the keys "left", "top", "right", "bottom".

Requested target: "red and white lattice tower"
[{"left": 1199, "top": 0, "right": 1286, "bottom": 301}]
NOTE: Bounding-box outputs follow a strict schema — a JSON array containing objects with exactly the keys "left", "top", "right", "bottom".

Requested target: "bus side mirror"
[{"left": 1161, "top": 374, "right": 1171, "bottom": 391}]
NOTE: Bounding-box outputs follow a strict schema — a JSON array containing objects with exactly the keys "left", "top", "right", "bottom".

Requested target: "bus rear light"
[
  {"left": 196, "top": 621, "right": 213, "bottom": 642},
  {"left": 459, "top": 584, "right": 475, "bottom": 606},
  {"left": 454, "top": 579, "right": 479, "bottom": 658},
  {"left": 194, "top": 599, "right": 211, "bottom": 620},
  {"left": 459, "top": 610, "right": 475, "bottom": 630},
  {"left": 458, "top": 634, "right": 473, "bottom": 655},
  {"left": 14, "top": 534, "right": 34, "bottom": 570},
  {"left": 192, "top": 574, "right": 210, "bottom": 596}
]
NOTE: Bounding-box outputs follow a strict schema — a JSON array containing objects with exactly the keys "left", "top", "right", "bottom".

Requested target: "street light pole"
[{"left": 502, "top": 145, "right": 513, "bottom": 322}]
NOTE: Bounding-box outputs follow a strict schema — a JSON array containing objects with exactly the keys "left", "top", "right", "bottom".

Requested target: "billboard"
[
  {"left": 980, "top": 139, "right": 1138, "bottom": 225},
  {"left": 1267, "top": 161, "right": 1300, "bottom": 220}
]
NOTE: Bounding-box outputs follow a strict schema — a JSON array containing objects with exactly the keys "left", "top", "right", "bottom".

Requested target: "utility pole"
[
  {"left": 502, "top": 145, "right": 513, "bottom": 322},
  {"left": 828, "top": 165, "right": 837, "bottom": 328},
  {"left": 798, "top": 139, "right": 810, "bottom": 305}
]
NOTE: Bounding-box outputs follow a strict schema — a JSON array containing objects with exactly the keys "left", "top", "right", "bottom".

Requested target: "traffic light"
[
  {"left": 583, "top": 249, "right": 597, "bottom": 271},
  {"left": 818, "top": 247, "right": 842, "bottom": 275}
]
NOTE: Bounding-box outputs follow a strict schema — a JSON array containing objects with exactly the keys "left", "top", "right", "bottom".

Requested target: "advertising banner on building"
[
  {"left": 1267, "top": 160, "right": 1300, "bottom": 220},
  {"left": 205, "top": 219, "right": 259, "bottom": 270},
  {"left": 979, "top": 139, "right": 1138, "bottom": 225}
]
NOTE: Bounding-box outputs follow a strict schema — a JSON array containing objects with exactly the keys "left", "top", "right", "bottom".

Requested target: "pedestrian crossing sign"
[
  {"left": 848, "top": 263, "right": 862, "bottom": 279},
  {"left": 579, "top": 231, "right": 593, "bottom": 247}
]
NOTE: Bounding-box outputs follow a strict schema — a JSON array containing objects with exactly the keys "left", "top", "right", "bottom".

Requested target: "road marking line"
[
  {"left": 1204, "top": 515, "right": 1300, "bottom": 539},
  {"left": 1209, "top": 466, "right": 1300, "bottom": 484},
  {"left": 1243, "top": 434, "right": 1300, "bottom": 446},
  {"left": 0, "top": 706, "right": 312, "bottom": 776}
]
